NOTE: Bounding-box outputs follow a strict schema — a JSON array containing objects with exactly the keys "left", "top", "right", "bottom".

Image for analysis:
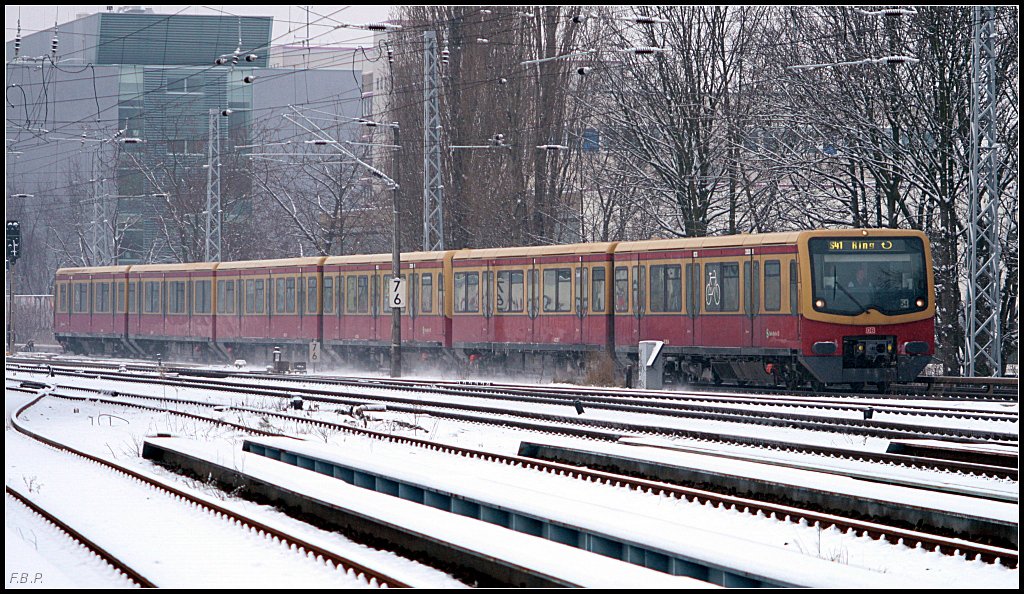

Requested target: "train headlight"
[
  {"left": 857, "top": 344, "right": 865, "bottom": 352},
  {"left": 915, "top": 298, "right": 925, "bottom": 307},
  {"left": 815, "top": 299, "right": 825, "bottom": 309}
]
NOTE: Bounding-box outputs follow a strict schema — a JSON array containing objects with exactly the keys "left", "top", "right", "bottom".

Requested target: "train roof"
[
  {"left": 324, "top": 251, "right": 449, "bottom": 265},
  {"left": 55, "top": 265, "right": 131, "bottom": 276},
  {"left": 128, "top": 262, "right": 219, "bottom": 273},
  {"left": 215, "top": 257, "right": 326, "bottom": 270},
  {"left": 614, "top": 232, "right": 804, "bottom": 254},
  {"left": 454, "top": 242, "right": 618, "bottom": 260}
]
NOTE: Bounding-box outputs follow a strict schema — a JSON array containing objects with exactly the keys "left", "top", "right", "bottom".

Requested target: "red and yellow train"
[{"left": 54, "top": 229, "right": 935, "bottom": 389}]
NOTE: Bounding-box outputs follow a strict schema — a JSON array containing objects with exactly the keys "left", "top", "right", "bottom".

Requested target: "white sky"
[{"left": 5, "top": 5, "right": 395, "bottom": 47}]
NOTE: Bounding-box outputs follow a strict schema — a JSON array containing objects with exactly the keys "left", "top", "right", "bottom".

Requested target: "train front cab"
[{"left": 796, "top": 229, "right": 935, "bottom": 389}]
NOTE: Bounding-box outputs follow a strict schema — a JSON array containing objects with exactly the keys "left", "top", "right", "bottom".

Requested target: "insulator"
[
  {"left": 572, "top": 14, "right": 588, "bottom": 24},
  {"left": 577, "top": 67, "right": 592, "bottom": 75},
  {"left": 242, "top": 75, "right": 255, "bottom": 84},
  {"left": 51, "top": 35, "right": 59, "bottom": 55},
  {"left": 498, "top": 77, "right": 508, "bottom": 84},
  {"left": 245, "top": 54, "right": 258, "bottom": 62},
  {"left": 441, "top": 47, "right": 450, "bottom": 65},
  {"left": 14, "top": 36, "right": 21, "bottom": 57},
  {"left": 215, "top": 57, "right": 228, "bottom": 65},
  {"left": 221, "top": 109, "right": 233, "bottom": 117}
]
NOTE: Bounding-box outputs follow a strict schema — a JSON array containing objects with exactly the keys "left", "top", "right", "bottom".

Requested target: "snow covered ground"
[{"left": 5, "top": 364, "right": 1020, "bottom": 588}]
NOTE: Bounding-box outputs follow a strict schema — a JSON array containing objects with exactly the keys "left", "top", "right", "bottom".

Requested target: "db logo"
[{"left": 865, "top": 327, "right": 876, "bottom": 335}]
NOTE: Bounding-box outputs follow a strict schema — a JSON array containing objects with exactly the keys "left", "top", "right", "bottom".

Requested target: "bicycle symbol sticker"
[{"left": 705, "top": 268, "right": 721, "bottom": 307}]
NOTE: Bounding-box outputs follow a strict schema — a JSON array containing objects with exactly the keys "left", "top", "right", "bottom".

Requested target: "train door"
[
  {"left": 630, "top": 256, "right": 644, "bottom": 346},
  {"left": 482, "top": 262, "right": 494, "bottom": 345},
  {"left": 527, "top": 259, "right": 539, "bottom": 345},
  {"left": 371, "top": 269, "right": 381, "bottom": 342},
  {"left": 683, "top": 254, "right": 698, "bottom": 347},
  {"left": 744, "top": 250, "right": 758, "bottom": 348},
  {"left": 574, "top": 259, "right": 587, "bottom": 346}
]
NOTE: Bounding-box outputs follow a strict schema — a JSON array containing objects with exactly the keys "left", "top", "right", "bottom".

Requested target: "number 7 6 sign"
[{"left": 389, "top": 277, "right": 407, "bottom": 309}]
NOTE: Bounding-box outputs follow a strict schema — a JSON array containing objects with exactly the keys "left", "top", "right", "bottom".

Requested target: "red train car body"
[{"left": 54, "top": 228, "right": 935, "bottom": 388}]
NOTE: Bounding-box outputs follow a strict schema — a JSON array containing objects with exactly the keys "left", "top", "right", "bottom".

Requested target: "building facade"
[{"left": 6, "top": 8, "right": 365, "bottom": 265}]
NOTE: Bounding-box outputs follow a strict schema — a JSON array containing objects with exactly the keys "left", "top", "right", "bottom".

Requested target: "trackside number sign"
[{"left": 389, "top": 277, "right": 406, "bottom": 309}]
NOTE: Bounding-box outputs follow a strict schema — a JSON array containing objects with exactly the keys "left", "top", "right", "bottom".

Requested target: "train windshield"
[{"left": 808, "top": 237, "right": 928, "bottom": 316}]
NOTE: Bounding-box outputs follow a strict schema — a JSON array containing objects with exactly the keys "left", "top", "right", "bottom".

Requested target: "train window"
[
  {"left": 543, "top": 268, "right": 572, "bottom": 312},
  {"left": 323, "top": 277, "right": 334, "bottom": 314},
  {"left": 496, "top": 270, "right": 523, "bottom": 313},
  {"left": 614, "top": 267, "right": 629, "bottom": 313},
  {"left": 371, "top": 275, "right": 380, "bottom": 316},
  {"left": 116, "top": 282, "right": 126, "bottom": 313},
  {"left": 483, "top": 271, "right": 494, "bottom": 316},
  {"left": 127, "top": 282, "right": 136, "bottom": 314},
  {"left": 245, "top": 280, "right": 255, "bottom": 314},
  {"left": 705, "top": 263, "right": 739, "bottom": 312},
  {"left": 144, "top": 282, "right": 159, "bottom": 313},
  {"left": 255, "top": 280, "right": 266, "bottom": 314},
  {"left": 438, "top": 273, "right": 445, "bottom": 312},
  {"left": 307, "top": 277, "right": 317, "bottom": 314},
  {"left": 167, "top": 281, "right": 186, "bottom": 314},
  {"left": 421, "top": 273, "right": 433, "bottom": 313},
  {"left": 275, "top": 278, "right": 286, "bottom": 313},
  {"left": 790, "top": 260, "right": 798, "bottom": 315},
  {"left": 685, "top": 264, "right": 693, "bottom": 315},
  {"left": 346, "top": 276, "right": 357, "bottom": 313},
  {"left": 575, "top": 267, "right": 588, "bottom": 314},
  {"left": 358, "top": 276, "right": 369, "bottom": 313},
  {"left": 216, "top": 280, "right": 232, "bottom": 314},
  {"left": 743, "top": 262, "right": 752, "bottom": 314},
  {"left": 72, "top": 283, "right": 86, "bottom": 313},
  {"left": 454, "top": 271, "right": 480, "bottom": 313},
  {"left": 339, "top": 274, "right": 348, "bottom": 313},
  {"left": 650, "top": 264, "right": 682, "bottom": 313},
  {"left": 722, "top": 264, "right": 739, "bottom": 311},
  {"left": 95, "top": 282, "right": 110, "bottom": 313},
  {"left": 591, "top": 267, "right": 606, "bottom": 313},
  {"left": 195, "top": 280, "right": 212, "bottom": 314},
  {"left": 630, "top": 266, "right": 646, "bottom": 314},
  {"left": 527, "top": 269, "right": 539, "bottom": 316},
  {"left": 764, "top": 261, "right": 781, "bottom": 311},
  {"left": 285, "top": 277, "right": 295, "bottom": 313},
  {"left": 58, "top": 283, "right": 68, "bottom": 312}
]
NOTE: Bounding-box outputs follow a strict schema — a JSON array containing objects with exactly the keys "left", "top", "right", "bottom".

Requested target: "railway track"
[
  {"left": 7, "top": 380, "right": 1019, "bottom": 567},
  {"left": 5, "top": 485, "right": 156, "bottom": 588},
  {"left": 7, "top": 354, "right": 1019, "bottom": 401},
  {"left": 6, "top": 390, "right": 410, "bottom": 588},
  {"left": 8, "top": 363, "right": 1018, "bottom": 479},
  {"left": 11, "top": 360, "right": 1017, "bottom": 445}
]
